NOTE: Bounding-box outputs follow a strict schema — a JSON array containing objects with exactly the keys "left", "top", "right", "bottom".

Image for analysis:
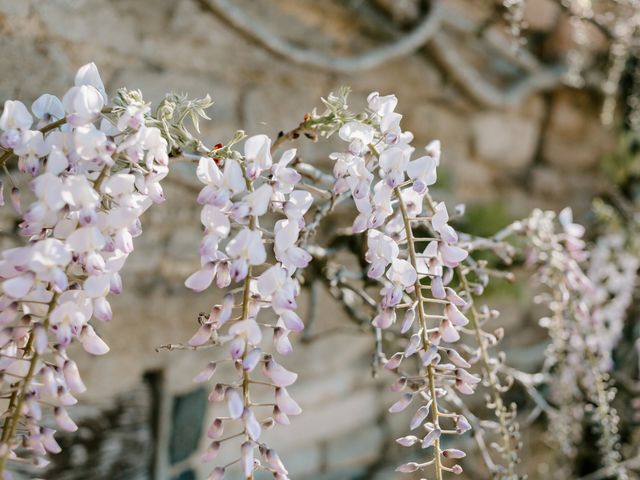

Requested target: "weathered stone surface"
[
  {"left": 405, "top": 101, "right": 471, "bottom": 152},
  {"left": 0, "top": 37, "right": 71, "bottom": 101},
  {"left": 472, "top": 113, "right": 540, "bottom": 170},
  {"left": 242, "top": 81, "right": 331, "bottom": 160},
  {"left": 278, "top": 445, "right": 323, "bottom": 478},
  {"left": 449, "top": 156, "right": 496, "bottom": 202},
  {"left": 266, "top": 388, "right": 381, "bottom": 451},
  {"left": 326, "top": 424, "right": 385, "bottom": 471},
  {"left": 543, "top": 90, "right": 617, "bottom": 170},
  {"left": 290, "top": 366, "right": 365, "bottom": 408},
  {"left": 37, "top": 0, "right": 140, "bottom": 54},
  {"left": 531, "top": 165, "right": 608, "bottom": 212},
  {"left": 0, "top": 0, "right": 30, "bottom": 17},
  {"left": 524, "top": 0, "right": 561, "bottom": 31}
]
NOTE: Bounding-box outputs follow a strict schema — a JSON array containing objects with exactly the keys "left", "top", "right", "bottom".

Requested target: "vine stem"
[
  {"left": 240, "top": 163, "right": 255, "bottom": 480},
  {"left": 394, "top": 186, "right": 443, "bottom": 480},
  {"left": 458, "top": 268, "right": 518, "bottom": 478},
  {"left": 270, "top": 121, "right": 317, "bottom": 154},
  {"left": 0, "top": 291, "right": 59, "bottom": 475}
]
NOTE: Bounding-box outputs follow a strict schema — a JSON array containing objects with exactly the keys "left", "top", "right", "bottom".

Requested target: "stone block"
[
  {"left": 264, "top": 387, "right": 381, "bottom": 451},
  {"left": 543, "top": 90, "right": 616, "bottom": 170},
  {"left": 290, "top": 366, "right": 365, "bottom": 409},
  {"left": 0, "top": 36, "right": 71, "bottom": 101},
  {"left": 450, "top": 157, "right": 496, "bottom": 202},
  {"left": 524, "top": 0, "right": 560, "bottom": 31},
  {"left": 326, "top": 424, "right": 384, "bottom": 471},
  {"left": 472, "top": 113, "right": 539, "bottom": 170},
  {"left": 37, "top": 0, "right": 139, "bottom": 54}
]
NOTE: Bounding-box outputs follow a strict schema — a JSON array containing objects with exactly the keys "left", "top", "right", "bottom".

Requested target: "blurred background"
[{"left": 0, "top": 0, "right": 636, "bottom": 478}]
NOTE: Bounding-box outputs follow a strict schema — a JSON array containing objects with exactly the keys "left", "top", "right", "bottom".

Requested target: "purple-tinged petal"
[
  {"left": 241, "top": 441, "right": 254, "bottom": 477},
  {"left": 63, "top": 360, "right": 86, "bottom": 394},
  {"left": 207, "top": 418, "right": 224, "bottom": 439},
  {"left": 208, "top": 384, "right": 225, "bottom": 403},
  {"left": 193, "top": 362, "right": 217, "bottom": 383},
  {"left": 446, "top": 348, "right": 471, "bottom": 369},
  {"left": 389, "top": 393, "right": 413, "bottom": 413},
  {"left": 280, "top": 310, "right": 304, "bottom": 333},
  {"left": 440, "top": 319, "right": 460, "bottom": 343},
  {"left": 226, "top": 388, "right": 243, "bottom": 419},
  {"left": 242, "top": 408, "right": 261, "bottom": 441},
  {"left": 185, "top": 264, "right": 216, "bottom": 292},
  {"left": 264, "top": 359, "right": 297, "bottom": 387},
  {"left": 384, "top": 352, "right": 404, "bottom": 370},
  {"left": 443, "top": 448, "right": 466, "bottom": 459},
  {"left": 80, "top": 325, "right": 110, "bottom": 355},
  {"left": 372, "top": 308, "right": 396, "bottom": 329},
  {"left": 404, "top": 333, "right": 421, "bottom": 357},
  {"left": 396, "top": 462, "right": 420, "bottom": 473},
  {"left": 396, "top": 435, "right": 419, "bottom": 447},
  {"left": 200, "top": 441, "right": 220, "bottom": 463},
  {"left": 188, "top": 323, "right": 213, "bottom": 347},
  {"left": 243, "top": 348, "right": 262, "bottom": 372},
  {"left": 445, "top": 303, "right": 469, "bottom": 327},
  {"left": 276, "top": 387, "right": 302, "bottom": 416},
  {"left": 410, "top": 402, "right": 432, "bottom": 430},
  {"left": 421, "top": 428, "right": 441, "bottom": 448},
  {"left": 400, "top": 307, "right": 415, "bottom": 334},
  {"left": 54, "top": 407, "right": 78, "bottom": 432}
]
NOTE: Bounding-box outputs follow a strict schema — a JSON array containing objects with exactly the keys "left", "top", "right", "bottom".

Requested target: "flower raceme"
[
  {"left": 0, "top": 63, "right": 208, "bottom": 474},
  {"left": 327, "top": 92, "right": 477, "bottom": 479},
  {"left": 183, "top": 135, "right": 313, "bottom": 479},
  {"left": 177, "top": 90, "right": 510, "bottom": 479},
  {"left": 518, "top": 209, "right": 629, "bottom": 478}
]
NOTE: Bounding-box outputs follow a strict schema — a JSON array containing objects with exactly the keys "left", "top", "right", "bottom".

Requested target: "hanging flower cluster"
[
  {"left": 0, "top": 63, "right": 210, "bottom": 475},
  {"left": 325, "top": 92, "right": 479, "bottom": 479},
  {"left": 587, "top": 233, "right": 639, "bottom": 372},
  {"left": 182, "top": 133, "right": 314, "bottom": 479},
  {"left": 453, "top": 244, "right": 523, "bottom": 479},
  {"left": 517, "top": 208, "right": 629, "bottom": 479}
]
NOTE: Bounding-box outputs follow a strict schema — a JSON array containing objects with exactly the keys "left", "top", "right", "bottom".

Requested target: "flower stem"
[
  {"left": 458, "top": 268, "right": 519, "bottom": 478},
  {"left": 395, "top": 186, "right": 443, "bottom": 480},
  {"left": 0, "top": 291, "right": 58, "bottom": 475},
  {"left": 240, "top": 163, "right": 255, "bottom": 480}
]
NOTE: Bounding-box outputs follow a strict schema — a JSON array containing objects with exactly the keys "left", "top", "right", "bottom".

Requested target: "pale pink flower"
[
  {"left": 0, "top": 100, "right": 33, "bottom": 131},
  {"left": 74, "top": 62, "right": 108, "bottom": 103},
  {"left": 272, "top": 148, "right": 301, "bottom": 193},
  {"left": 32, "top": 94, "right": 65, "bottom": 124},
  {"left": 244, "top": 134, "right": 272, "bottom": 178},
  {"left": 62, "top": 85, "right": 104, "bottom": 127}
]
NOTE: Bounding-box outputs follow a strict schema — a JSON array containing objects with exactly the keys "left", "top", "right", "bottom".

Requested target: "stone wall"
[{"left": 0, "top": 0, "right": 619, "bottom": 479}]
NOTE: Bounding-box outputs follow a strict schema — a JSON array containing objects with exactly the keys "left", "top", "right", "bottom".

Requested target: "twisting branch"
[
  {"left": 194, "top": 0, "right": 443, "bottom": 73},
  {"left": 429, "top": 33, "right": 566, "bottom": 108}
]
